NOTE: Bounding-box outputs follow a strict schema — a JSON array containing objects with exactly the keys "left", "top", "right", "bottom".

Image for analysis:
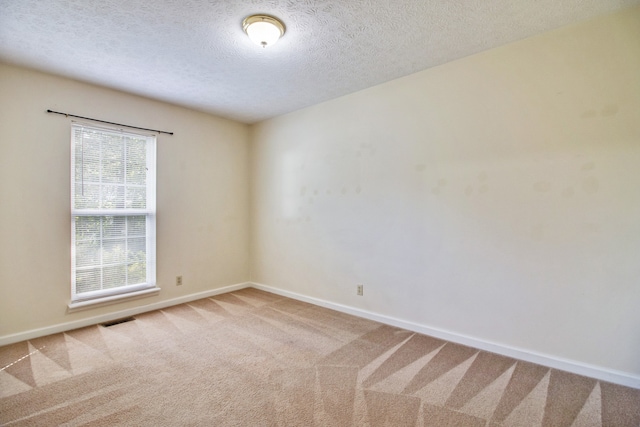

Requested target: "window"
[{"left": 71, "top": 124, "right": 156, "bottom": 304}]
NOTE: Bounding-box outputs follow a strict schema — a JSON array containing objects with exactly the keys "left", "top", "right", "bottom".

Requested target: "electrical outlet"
[
  {"left": 357, "top": 284, "right": 363, "bottom": 296},
  {"left": 176, "top": 276, "right": 183, "bottom": 286}
]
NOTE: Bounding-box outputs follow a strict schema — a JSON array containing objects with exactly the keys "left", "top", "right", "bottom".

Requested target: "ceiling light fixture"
[{"left": 242, "top": 14, "right": 286, "bottom": 47}]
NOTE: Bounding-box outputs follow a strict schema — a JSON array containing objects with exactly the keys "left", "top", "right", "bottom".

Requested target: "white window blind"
[{"left": 71, "top": 124, "right": 156, "bottom": 302}]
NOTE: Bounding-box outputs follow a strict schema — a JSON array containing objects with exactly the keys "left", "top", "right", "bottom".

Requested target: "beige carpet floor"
[{"left": 1, "top": 288, "right": 639, "bottom": 426}]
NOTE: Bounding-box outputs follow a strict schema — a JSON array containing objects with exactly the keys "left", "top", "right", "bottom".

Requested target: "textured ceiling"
[{"left": 1, "top": 0, "right": 638, "bottom": 123}]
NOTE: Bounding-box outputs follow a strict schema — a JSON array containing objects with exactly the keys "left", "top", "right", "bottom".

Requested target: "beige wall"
[
  {"left": 250, "top": 8, "right": 640, "bottom": 376},
  {"left": 0, "top": 63, "right": 250, "bottom": 337}
]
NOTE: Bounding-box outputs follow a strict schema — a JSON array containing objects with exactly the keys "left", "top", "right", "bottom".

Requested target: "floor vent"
[{"left": 101, "top": 317, "right": 136, "bottom": 327}]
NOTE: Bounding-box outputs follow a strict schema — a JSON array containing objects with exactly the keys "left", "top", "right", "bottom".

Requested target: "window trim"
[
  {"left": 70, "top": 123, "right": 157, "bottom": 305},
  {"left": 67, "top": 286, "right": 160, "bottom": 312}
]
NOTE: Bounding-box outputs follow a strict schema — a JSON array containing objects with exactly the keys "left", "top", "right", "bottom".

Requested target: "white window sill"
[{"left": 67, "top": 287, "right": 161, "bottom": 313}]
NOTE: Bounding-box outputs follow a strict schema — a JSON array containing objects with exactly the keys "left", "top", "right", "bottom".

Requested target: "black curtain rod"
[{"left": 46, "top": 109, "right": 173, "bottom": 135}]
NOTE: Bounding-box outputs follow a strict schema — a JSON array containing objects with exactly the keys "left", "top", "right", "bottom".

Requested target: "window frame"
[{"left": 70, "top": 123, "right": 157, "bottom": 306}]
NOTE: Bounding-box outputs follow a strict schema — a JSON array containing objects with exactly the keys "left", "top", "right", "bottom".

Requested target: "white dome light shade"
[{"left": 243, "top": 15, "right": 286, "bottom": 47}]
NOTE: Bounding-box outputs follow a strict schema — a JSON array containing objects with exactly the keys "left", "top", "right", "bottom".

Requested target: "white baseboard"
[
  {"left": 0, "top": 282, "right": 250, "bottom": 347},
  {"left": 3, "top": 280, "right": 638, "bottom": 389},
  {"left": 250, "top": 282, "right": 640, "bottom": 389}
]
